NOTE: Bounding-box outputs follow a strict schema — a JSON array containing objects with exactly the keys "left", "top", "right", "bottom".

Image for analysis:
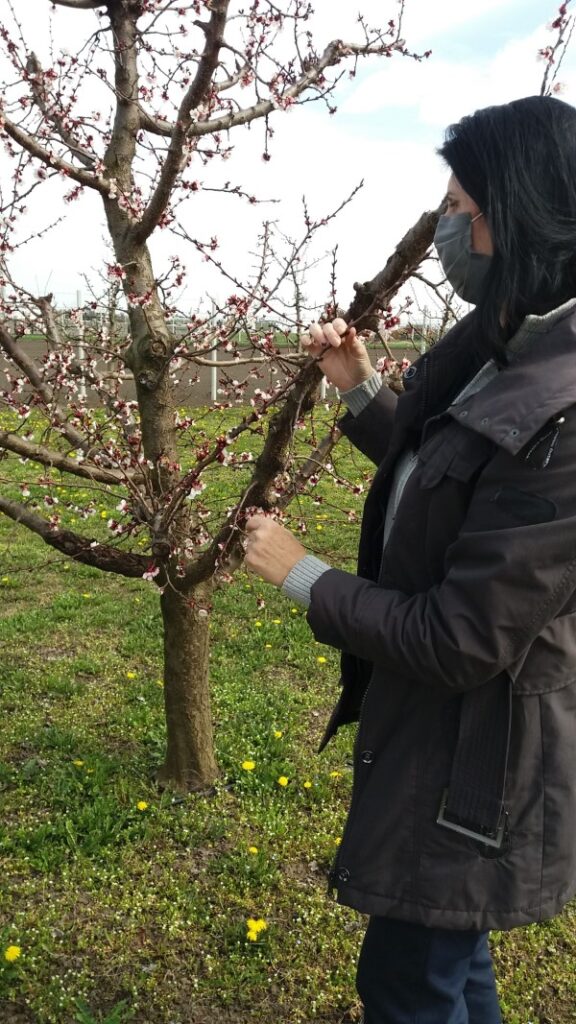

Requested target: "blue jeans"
[{"left": 356, "top": 917, "right": 503, "bottom": 1024}]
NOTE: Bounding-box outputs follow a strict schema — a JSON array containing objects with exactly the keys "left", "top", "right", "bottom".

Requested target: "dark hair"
[{"left": 438, "top": 95, "right": 576, "bottom": 362}]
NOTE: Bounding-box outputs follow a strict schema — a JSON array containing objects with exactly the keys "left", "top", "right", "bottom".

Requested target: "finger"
[
  {"left": 300, "top": 332, "right": 321, "bottom": 353},
  {"left": 332, "top": 317, "right": 349, "bottom": 337},
  {"left": 308, "top": 323, "right": 325, "bottom": 345},
  {"left": 245, "top": 515, "right": 264, "bottom": 534},
  {"left": 322, "top": 322, "right": 344, "bottom": 348}
]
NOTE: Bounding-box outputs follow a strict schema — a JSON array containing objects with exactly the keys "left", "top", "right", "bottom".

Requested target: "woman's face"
[{"left": 445, "top": 173, "right": 493, "bottom": 256}]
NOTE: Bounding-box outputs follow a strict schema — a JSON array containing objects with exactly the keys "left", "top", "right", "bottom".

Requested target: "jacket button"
[
  {"left": 403, "top": 365, "right": 417, "bottom": 379},
  {"left": 361, "top": 750, "right": 374, "bottom": 764},
  {"left": 459, "top": 410, "right": 469, "bottom": 418},
  {"left": 338, "top": 868, "right": 350, "bottom": 882},
  {"left": 481, "top": 417, "right": 489, "bottom": 425}
]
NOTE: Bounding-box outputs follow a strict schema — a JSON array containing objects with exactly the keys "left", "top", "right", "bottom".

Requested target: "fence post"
[
  {"left": 210, "top": 302, "right": 218, "bottom": 403},
  {"left": 76, "top": 289, "right": 87, "bottom": 401}
]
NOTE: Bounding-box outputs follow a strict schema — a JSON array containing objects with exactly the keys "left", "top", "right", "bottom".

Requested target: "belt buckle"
[{"left": 436, "top": 789, "right": 507, "bottom": 849}]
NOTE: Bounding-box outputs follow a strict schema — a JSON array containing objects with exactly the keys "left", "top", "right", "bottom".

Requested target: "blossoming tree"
[{"left": 0, "top": 0, "right": 441, "bottom": 791}]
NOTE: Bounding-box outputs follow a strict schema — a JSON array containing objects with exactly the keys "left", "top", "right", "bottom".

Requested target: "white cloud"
[
  {"left": 398, "top": 0, "right": 523, "bottom": 44},
  {"left": 341, "top": 22, "right": 576, "bottom": 125},
  {"left": 304, "top": 0, "right": 522, "bottom": 49},
  {"left": 3, "top": 0, "right": 576, "bottom": 319}
]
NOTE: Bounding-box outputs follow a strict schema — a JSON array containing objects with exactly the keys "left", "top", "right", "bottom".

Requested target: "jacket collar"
[{"left": 446, "top": 300, "right": 576, "bottom": 455}]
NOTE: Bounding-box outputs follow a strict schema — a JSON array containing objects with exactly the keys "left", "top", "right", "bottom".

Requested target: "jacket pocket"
[
  {"left": 510, "top": 613, "right": 576, "bottom": 695},
  {"left": 418, "top": 420, "right": 496, "bottom": 489},
  {"left": 489, "top": 485, "right": 557, "bottom": 525}
]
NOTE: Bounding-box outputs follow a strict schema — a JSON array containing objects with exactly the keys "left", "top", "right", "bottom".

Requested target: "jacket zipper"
[
  {"left": 328, "top": 678, "right": 373, "bottom": 893},
  {"left": 419, "top": 352, "right": 430, "bottom": 425},
  {"left": 523, "top": 414, "right": 565, "bottom": 468},
  {"left": 330, "top": 357, "right": 431, "bottom": 892}
]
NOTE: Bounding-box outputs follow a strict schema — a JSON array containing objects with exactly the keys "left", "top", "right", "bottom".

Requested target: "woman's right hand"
[{"left": 301, "top": 317, "right": 374, "bottom": 392}]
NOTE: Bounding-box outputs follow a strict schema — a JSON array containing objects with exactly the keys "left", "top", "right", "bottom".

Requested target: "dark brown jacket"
[{"left": 308, "top": 305, "right": 576, "bottom": 930}]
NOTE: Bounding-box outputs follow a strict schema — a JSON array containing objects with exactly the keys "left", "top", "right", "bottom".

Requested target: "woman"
[{"left": 244, "top": 95, "right": 576, "bottom": 1023}]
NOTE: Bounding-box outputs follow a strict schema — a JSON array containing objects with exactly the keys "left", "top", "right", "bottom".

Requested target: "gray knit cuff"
[
  {"left": 281, "top": 554, "right": 332, "bottom": 608},
  {"left": 339, "top": 371, "right": 383, "bottom": 417}
]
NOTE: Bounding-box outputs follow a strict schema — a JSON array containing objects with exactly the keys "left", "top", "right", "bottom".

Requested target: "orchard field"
[{"left": 1, "top": 412, "right": 575, "bottom": 1024}]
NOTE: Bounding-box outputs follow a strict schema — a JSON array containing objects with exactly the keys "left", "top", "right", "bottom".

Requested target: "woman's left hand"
[{"left": 244, "top": 515, "right": 306, "bottom": 586}]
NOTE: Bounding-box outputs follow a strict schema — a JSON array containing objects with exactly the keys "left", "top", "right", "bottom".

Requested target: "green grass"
[
  {"left": 20, "top": 331, "right": 419, "bottom": 351},
  {"left": 0, "top": 413, "right": 575, "bottom": 1023}
]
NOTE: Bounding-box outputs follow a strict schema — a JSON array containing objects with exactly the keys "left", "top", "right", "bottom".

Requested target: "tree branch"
[
  {"left": 138, "top": 106, "right": 173, "bottom": 138},
  {"left": 26, "top": 52, "right": 96, "bottom": 169},
  {"left": 186, "top": 38, "right": 398, "bottom": 140},
  {"left": 0, "top": 496, "right": 150, "bottom": 578},
  {"left": 214, "top": 62, "right": 252, "bottom": 94},
  {"left": 347, "top": 206, "right": 444, "bottom": 330},
  {"left": 0, "top": 430, "right": 129, "bottom": 484},
  {"left": 192, "top": 354, "right": 302, "bottom": 367},
  {"left": 49, "top": 0, "right": 106, "bottom": 8},
  {"left": 134, "top": 0, "right": 231, "bottom": 242},
  {"left": 0, "top": 321, "right": 105, "bottom": 457},
  {"left": 187, "top": 201, "right": 442, "bottom": 582},
  {"left": 2, "top": 116, "right": 107, "bottom": 193},
  {"left": 103, "top": 1, "right": 141, "bottom": 192},
  {"left": 276, "top": 427, "right": 343, "bottom": 510}
]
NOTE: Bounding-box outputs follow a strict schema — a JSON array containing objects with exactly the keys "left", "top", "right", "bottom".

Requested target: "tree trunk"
[{"left": 158, "top": 580, "right": 218, "bottom": 792}]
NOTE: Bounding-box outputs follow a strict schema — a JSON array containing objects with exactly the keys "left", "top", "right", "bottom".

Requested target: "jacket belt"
[{"left": 437, "top": 675, "right": 512, "bottom": 848}]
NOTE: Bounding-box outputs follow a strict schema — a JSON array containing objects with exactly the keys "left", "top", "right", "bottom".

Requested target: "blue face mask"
[{"left": 433, "top": 212, "right": 492, "bottom": 305}]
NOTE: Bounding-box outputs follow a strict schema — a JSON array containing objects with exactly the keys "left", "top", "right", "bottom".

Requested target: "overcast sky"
[{"left": 2, "top": 0, "right": 574, "bottom": 322}]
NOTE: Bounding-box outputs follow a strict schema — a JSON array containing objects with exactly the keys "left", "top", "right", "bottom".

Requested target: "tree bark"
[{"left": 158, "top": 581, "right": 218, "bottom": 792}]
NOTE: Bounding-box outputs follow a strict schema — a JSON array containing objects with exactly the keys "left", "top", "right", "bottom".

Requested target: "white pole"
[
  {"left": 76, "top": 289, "right": 87, "bottom": 401},
  {"left": 420, "top": 307, "right": 428, "bottom": 356},
  {"left": 320, "top": 376, "right": 327, "bottom": 401},
  {"left": 210, "top": 301, "right": 217, "bottom": 403}
]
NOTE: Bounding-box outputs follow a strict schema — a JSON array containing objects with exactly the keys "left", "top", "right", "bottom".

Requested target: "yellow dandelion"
[
  {"left": 246, "top": 918, "right": 267, "bottom": 934},
  {"left": 81, "top": 593, "right": 92, "bottom": 599},
  {"left": 329, "top": 770, "right": 342, "bottom": 779},
  {"left": 242, "top": 760, "right": 256, "bottom": 771},
  {"left": 137, "top": 801, "right": 148, "bottom": 811},
  {"left": 100, "top": 510, "right": 108, "bottom": 519},
  {"left": 334, "top": 837, "right": 342, "bottom": 846},
  {"left": 246, "top": 929, "right": 259, "bottom": 942},
  {"left": 265, "top": 643, "right": 272, "bottom": 649},
  {"left": 316, "top": 524, "right": 324, "bottom": 531},
  {"left": 277, "top": 776, "right": 289, "bottom": 787},
  {"left": 317, "top": 656, "right": 327, "bottom": 664},
  {"left": 303, "top": 780, "right": 312, "bottom": 789},
  {"left": 248, "top": 846, "right": 259, "bottom": 855},
  {"left": 72, "top": 759, "right": 84, "bottom": 767},
  {"left": 272, "top": 618, "right": 281, "bottom": 624},
  {"left": 4, "top": 946, "right": 21, "bottom": 962},
  {"left": 254, "top": 620, "right": 262, "bottom": 627},
  {"left": 126, "top": 671, "right": 137, "bottom": 679},
  {"left": 273, "top": 730, "right": 283, "bottom": 739},
  {"left": 290, "top": 608, "right": 298, "bottom": 614}
]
